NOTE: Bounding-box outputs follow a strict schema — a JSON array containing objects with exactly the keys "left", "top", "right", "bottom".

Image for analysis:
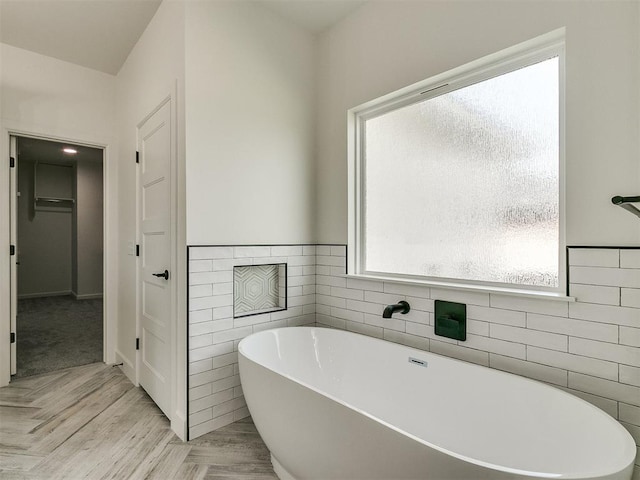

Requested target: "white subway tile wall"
[
  {"left": 188, "top": 246, "right": 316, "bottom": 439},
  {"left": 188, "top": 245, "right": 640, "bottom": 474},
  {"left": 314, "top": 246, "right": 640, "bottom": 472}
]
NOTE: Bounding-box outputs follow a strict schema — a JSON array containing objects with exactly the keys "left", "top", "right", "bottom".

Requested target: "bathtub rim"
[{"left": 238, "top": 326, "right": 637, "bottom": 480}]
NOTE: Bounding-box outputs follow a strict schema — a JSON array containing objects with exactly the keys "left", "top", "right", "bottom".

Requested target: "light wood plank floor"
[{"left": 0, "top": 363, "right": 277, "bottom": 479}]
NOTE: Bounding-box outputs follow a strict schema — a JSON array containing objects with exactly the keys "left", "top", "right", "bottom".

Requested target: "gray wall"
[
  {"left": 17, "top": 160, "right": 73, "bottom": 297},
  {"left": 73, "top": 161, "right": 103, "bottom": 298},
  {"left": 18, "top": 158, "right": 103, "bottom": 299}
]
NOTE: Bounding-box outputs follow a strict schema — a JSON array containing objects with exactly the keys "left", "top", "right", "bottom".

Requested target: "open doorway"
[{"left": 12, "top": 136, "right": 104, "bottom": 377}]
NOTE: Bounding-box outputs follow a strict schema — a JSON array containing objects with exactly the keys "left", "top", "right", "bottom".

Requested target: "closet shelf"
[
  {"left": 35, "top": 196, "right": 75, "bottom": 204},
  {"left": 33, "top": 162, "right": 75, "bottom": 213}
]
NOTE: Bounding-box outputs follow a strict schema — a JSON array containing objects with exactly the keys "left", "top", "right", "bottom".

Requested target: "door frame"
[
  {"left": 9, "top": 136, "right": 16, "bottom": 375},
  {"left": 1, "top": 125, "right": 115, "bottom": 386}
]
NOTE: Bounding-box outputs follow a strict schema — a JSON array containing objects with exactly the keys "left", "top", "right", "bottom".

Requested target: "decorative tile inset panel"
[{"left": 234, "top": 264, "right": 286, "bottom": 317}]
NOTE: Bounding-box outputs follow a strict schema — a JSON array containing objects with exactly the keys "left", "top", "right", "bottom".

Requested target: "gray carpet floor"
[{"left": 16, "top": 295, "right": 103, "bottom": 378}]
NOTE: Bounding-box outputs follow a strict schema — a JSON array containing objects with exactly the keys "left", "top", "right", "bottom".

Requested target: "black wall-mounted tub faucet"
[{"left": 383, "top": 301, "right": 411, "bottom": 318}]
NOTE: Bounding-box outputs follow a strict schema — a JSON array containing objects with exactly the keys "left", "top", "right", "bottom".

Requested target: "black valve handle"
[{"left": 153, "top": 270, "right": 169, "bottom": 280}]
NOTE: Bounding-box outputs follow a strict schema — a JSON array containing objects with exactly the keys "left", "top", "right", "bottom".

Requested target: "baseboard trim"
[
  {"left": 115, "top": 349, "right": 136, "bottom": 386},
  {"left": 18, "top": 290, "right": 71, "bottom": 300},
  {"left": 71, "top": 292, "right": 103, "bottom": 300}
]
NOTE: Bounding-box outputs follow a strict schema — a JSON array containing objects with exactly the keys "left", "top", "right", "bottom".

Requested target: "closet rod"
[{"left": 35, "top": 196, "right": 75, "bottom": 204}]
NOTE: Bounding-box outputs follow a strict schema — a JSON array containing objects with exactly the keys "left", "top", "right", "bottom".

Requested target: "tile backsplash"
[
  {"left": 188, "top": 245, "right": 315, "bottom": 439},
  {"left": 188, "top": 244, "right": 640, "bottom": 474}
]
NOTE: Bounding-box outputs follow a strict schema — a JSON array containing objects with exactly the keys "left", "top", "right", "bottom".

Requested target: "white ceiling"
[
  {"left": 0, "top": 0, "right": 366, "bottom": 76},
  {"left": 261, "top": 0, "right": 366, "bottom": 33},
  {"left": 0, "top": 0, "right": 163, "bottom": 75}
]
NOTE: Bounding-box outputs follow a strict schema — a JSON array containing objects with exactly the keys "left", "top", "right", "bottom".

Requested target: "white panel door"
[
  {"left": 138, "top": 100, "right": 173, "bottom": 416},
  {"left": 9, "top": 136, "right": 17, "bottom": 375}
]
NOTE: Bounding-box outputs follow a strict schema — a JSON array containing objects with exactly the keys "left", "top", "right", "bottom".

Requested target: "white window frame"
[{"left": 347, "top": 29, "right": 567, "bottom": 298}]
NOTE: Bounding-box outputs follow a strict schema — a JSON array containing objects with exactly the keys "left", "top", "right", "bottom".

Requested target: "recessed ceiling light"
[{"left": 63, "top": 148, "right": 77, "bottom": 154}]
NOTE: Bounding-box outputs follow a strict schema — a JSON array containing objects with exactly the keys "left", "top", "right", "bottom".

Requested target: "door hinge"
[
  {"left": 10, "top": 157, "right": 15, "bottom": 168},
  {"left": 10, "top": 245, "right": 15, "bottom": 256},
  {"left": 136, "top": 244, "right": 140, "bottom": 257},
  {"left": 10, "top": 332, "right": 15, "bottom": 344},
  {"left": 136, "top": 151, "right": 139, "bottom": 164},
  {"left": 136, "top": 338, "right": 140, "bottom": 350}
]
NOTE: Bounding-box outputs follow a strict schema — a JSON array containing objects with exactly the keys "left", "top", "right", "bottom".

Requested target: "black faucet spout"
[{"left": 382, "top": 301, "right": 411, "bottom": 318}]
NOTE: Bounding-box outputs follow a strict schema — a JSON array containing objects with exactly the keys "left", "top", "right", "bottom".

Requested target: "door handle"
[{"left": 152, "top": 270, "right": 169, "bottom": 280}]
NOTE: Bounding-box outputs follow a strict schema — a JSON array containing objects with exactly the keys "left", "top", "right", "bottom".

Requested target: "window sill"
[{"left": 348, "top": 273, "right": 575, "bottom": 303}]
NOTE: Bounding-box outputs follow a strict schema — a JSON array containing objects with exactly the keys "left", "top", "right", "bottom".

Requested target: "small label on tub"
[{"left": 408, "top": 357, "right": 428, "bottom": 367}]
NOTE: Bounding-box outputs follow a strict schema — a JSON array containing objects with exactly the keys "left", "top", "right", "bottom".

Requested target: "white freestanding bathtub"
[{"left": 238, "top": 327, "right": 636, "bottom": 480}]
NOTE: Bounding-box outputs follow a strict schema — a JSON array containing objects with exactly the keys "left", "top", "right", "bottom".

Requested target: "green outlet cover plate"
[{"left": 434, "top": 300, "right": 466, "bottom": 341}]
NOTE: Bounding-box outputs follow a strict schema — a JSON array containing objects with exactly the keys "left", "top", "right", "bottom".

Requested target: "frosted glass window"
[{"left": 363, "top": 57, "right": 560, "bottom": 288}]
